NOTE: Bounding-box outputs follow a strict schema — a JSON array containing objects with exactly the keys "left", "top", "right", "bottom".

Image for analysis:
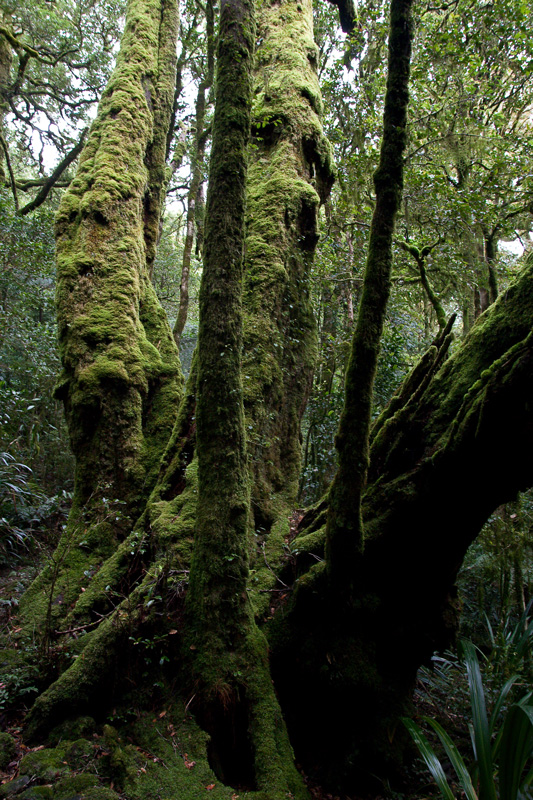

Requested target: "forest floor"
[{"left": 0, "top": 546, "right": 431, "bottom": 800}]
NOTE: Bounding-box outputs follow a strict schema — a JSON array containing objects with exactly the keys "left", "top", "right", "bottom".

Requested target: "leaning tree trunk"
[
  {"left": 20, "top": 0, "right": 182, "bottom": 639},
  {"left": 269, "top": 233, "right": 533, "bottom": 798},
  {"left": 269, "top": 256, "right": 533, "bottom": 792},
  {"left": 265, "top": 0, "right": 531, "bottom": 788}
]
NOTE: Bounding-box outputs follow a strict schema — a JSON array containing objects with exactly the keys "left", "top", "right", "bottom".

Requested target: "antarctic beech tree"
[
  {"left": 185, "top": 0, "right": 305, "bottom": 790},
  {"left": 16, "top": 0, "right": 328, "bottom": 794},
  {"left": 243, "top": 0, "right": 335, "bottom": 545},
  {"left": 20, "top": 0, "right": 182, "bottom": 640},
  {"left": 8, "top": 0, "right": 533, "bottom": 796}
]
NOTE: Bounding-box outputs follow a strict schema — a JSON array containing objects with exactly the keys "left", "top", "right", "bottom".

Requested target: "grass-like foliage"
[{"left": 404, "top": 640, "right": 533, "bottom": 800}]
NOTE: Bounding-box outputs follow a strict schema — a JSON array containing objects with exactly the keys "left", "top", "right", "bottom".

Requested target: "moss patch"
[
  {"left": 243, "top": 0, "right": 334, "bottom": 537},
  {"left": 0, "top": 732, "right": 16, "bottom": 770}
]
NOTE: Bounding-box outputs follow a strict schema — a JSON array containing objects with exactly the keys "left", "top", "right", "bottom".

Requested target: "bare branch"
[
  {"left": 18, "top": 127, "right": 88, "bottom": 216},
  {"left": 0, "top": 133, "right": 19, "bottom": 211}
]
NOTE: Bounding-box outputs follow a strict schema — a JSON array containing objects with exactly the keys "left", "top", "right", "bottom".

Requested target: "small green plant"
[
  {"left": 404, "top": 640, "right": 533, "bottom": 800},
  {"left": 483, "top": 600, "right": 533, "bottom": 684},
  {"left": 0, "top": 645, "right": 41, "bottom": 712},
  {"left": 0, "top": 451, "right": 35, "bottom": 564}
]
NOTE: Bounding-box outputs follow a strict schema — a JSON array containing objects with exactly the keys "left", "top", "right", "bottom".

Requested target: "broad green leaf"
[{"left": 424, "top": 716, "right": 478, "bottom": 800}]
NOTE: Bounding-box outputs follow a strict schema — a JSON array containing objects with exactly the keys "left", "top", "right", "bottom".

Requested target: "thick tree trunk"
[
  {"left": 18, "top": 0, "right": 324, "bottom": 795},
  {"left": 184, "top": 2, "right": 306, "bottom": 791},
  {"left": 20, "top": 0, "right": 182, "bottom": 638},
  {"left": 243, "top": 0, "right": 335, "bottom": 544}
]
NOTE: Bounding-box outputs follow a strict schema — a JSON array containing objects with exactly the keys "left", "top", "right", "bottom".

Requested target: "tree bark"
[
  {"left": 183, "top": 2, "right": 306, "bottom": 791},
  {"left": 20, "top": 0, "right": 182, "bottom": 637},
  {"left": 325, "top": 0, "right": 413, "bottom": 583},
  {"left": 270, "top": 252, "right": 533, "bottom": 792},
  {"left": 243, "top": 0, "right": 335, "bottom": 547}
]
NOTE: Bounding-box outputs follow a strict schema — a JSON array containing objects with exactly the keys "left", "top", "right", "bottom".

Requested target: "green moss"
[
  {"left": 0, "top": 779, "right": 31, "bottom": 799},
  {"left": 243, "top": 0, "right": 334, "bottom": 538},
  {"left": 25, "top": 599, "right": 137, "bottom": 741},
  {"left": 20, "top": 0, "right": 183, "bottom": 641},
  {"left": 19, "top": 497, "right": 127, "bottom": 636},
  {"left": 102, "top": 725, "right": 138, "bottom": 788},
  {"left": 48, "top": 718, "right": 97, "bottom": 745},
  {"left": 0, "top": 732, "right": 16, "bottom": 770},
  {"left": 80, "top": 790, "right": 120, "bottom": 800},
  {"left": 17, "top": 737, "right": 95, "bottom": 777},
  {"left": 248, "top": 496, "right": 293, "bottom": 617},
  {"left": 290, "top": 525, "right": 325, "bottom": 561},
  {"left": 117, "top": 709, "right": 230, "bottom": 799},
  {"left": 19, "top": 748, "right": 71, "bottom": 782},
  {"left": 55, "top": 773, "right": 99, "bottom": 799},
  {"left": 20, "top": 787, "right": 54, "bottom": 800}
]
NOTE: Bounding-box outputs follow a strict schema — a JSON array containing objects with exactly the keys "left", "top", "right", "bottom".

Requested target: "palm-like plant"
[
  {"left": 0, "top": 451, "right": 33, "bottom": 563},
  {"left": 404, "top": 640, "right": 533, "bottom": 800}
]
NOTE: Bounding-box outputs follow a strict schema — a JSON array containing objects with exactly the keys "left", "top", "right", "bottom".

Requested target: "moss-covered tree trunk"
[
  {"left": 20, "top": 0, "right": 182, "bottom": 636},
  {"left": 268, "top": 259, "right": 533, "bottom": 793},
  {"left": 184, "top": 1, "right": 306, "bottom": 791},
  {"left": 325, "top": 0, "right": 412, "bottom": 582},
  {"left": 243, "top": 0, "right": 335, "bottom": 543}
]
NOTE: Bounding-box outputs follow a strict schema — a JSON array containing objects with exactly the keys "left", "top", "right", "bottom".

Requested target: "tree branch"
[
  {"left": 326, "top": 0, "right": 358, "bottom": 33},
  {"left": 325, "top": 0, "right": 414, "bottom": 582},
  {"left": 0, "top": 132, "right": 19, "bottom": 211},
  {"left": 17, "top": 128, "right": 88, "bottom": 216},
  {"left": 0, "top": 25, "right": 78, "bottom": 66}
]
